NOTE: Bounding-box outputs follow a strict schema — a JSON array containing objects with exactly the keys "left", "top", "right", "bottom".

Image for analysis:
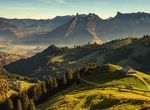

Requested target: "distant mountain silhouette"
[
  {"left": 96, "top": 12, "right": 150, "bottom": 40},
  {"left": 0, "top": 21, "right": 28, "bottom": 43}
]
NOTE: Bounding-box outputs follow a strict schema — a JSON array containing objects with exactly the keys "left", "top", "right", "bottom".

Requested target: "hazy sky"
[{"left": 0, "top": 0, "right": 150, "bottom": 19}]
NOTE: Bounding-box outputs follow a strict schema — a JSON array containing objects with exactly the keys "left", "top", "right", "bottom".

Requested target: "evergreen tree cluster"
[
  {"left": 0, "top": 93, "right": 36, "bottom": 110},
  {"left": 0, "top": 63, "right": 97, "bottom": 110}
]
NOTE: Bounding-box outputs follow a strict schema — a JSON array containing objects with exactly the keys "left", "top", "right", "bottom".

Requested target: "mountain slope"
[{"left": 20, "top": 13, "right": 103, "bottom": 45}]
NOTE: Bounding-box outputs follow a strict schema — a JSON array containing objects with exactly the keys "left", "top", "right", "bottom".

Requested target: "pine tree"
[
  {"left": 45, "top": 77, "right": 54, "bottom": 96},
  {"left": 46, "top": 77, "right": 53, "bottom": 90},
  {"left": 53, "top": 77, "right": 58, "bottom": 88},
  {"left": 22, "top": 94, "right": 29, "bottom": 110},
  {"left": 32, "top": 86, "right": 38, "bottom": 101},
  {"left": 63, "top": 75, "right": 67, "bottom": 85},
  {"left": 42, "top": 82, "right": 47, "bottom": 94},
  {"left": 27, "top": 99, "right": 36, "bottom": 110},
  {"left": 66, "top": 68, "right": 73, "bottom": 81},
  {"left": 75, "top": 69, "right": 81, "bottom": 85},
  {"left": 6, "top": 98, "right": 14, "bottom": 110},
  {"left": 35, "top": 83, "right": 42, "bottom": 99},
  {"left": 76, "top": 69, "right": 80, "bottom": 79},
  {"left": 17, "top": 99, "right": 22, "bottom": 110},
  {"left": 65, "top": 68, "right": 74, "bottom": 85}
]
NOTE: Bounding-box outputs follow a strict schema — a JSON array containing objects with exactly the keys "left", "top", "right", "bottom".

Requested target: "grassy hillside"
[
  {"left": 37, "top": 64, "right": 150, "bottom": 110},
  {"left": 69, "top": 36, "right": 150, "bottom": 73},
  {"left": 5, "top": 37, "right": 136, "bottom": 78},
  {"left": 5, "top": 44, "right": 100, "bottom": 77}
]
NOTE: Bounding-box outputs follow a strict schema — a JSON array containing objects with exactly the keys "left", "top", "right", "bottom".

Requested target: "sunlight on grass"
[
  {"left": 51, "top": 55, "right": 64, "bottom": 63},
  {"left": 17, "top": 81, "right": 34, "bottom": 89}
]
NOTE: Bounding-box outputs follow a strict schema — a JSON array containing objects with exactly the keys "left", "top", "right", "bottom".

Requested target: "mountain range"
[{"left": 0, "top": 12, "right": 150, "bottom": 45}]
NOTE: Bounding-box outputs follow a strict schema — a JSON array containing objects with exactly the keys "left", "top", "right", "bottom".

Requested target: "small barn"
[{"left": 122, "top": 66, "right": 135, "bottom": 74}]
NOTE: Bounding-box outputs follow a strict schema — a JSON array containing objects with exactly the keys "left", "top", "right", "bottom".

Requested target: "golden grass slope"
[{"left": 37, "top": 64, "right": 150, "bottom": 110}]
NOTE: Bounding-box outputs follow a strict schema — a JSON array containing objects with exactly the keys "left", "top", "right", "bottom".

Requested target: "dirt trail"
[{"left": 128, "top": 74, "right": 150, "bottom": 91}]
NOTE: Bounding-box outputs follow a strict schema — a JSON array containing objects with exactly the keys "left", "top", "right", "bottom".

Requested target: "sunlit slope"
[{"left": 37, "top": 64, "right": 150, "bottom": 110}]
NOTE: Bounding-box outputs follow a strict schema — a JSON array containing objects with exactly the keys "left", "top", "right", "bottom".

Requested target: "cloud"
[
  {"left": 0, "top": 6, "right": 36, "bottom": 10},
  {"left": 55, "top": 0, "right": 65, "bottom": 3},
  {"left": 38, "top": 0, "right": 66, "bottom": 4}
]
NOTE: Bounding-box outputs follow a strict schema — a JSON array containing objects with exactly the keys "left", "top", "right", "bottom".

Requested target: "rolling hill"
[
  {"left": 4, "top": 44, "right": 101, "bottom": 77},
  {"left": 37, "top": 64, "right": 150, "bottom": 110}
]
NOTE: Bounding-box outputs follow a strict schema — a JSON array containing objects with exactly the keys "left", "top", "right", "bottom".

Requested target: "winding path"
[
  {"left": 79, "top": 77, "right": 102, "bottom": 86},
  {"left": 79, "top": 76, "right": 150, "bottom": 92},
  {"left": 128, "top": 74, "right": 150, "bottom": 91}
]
